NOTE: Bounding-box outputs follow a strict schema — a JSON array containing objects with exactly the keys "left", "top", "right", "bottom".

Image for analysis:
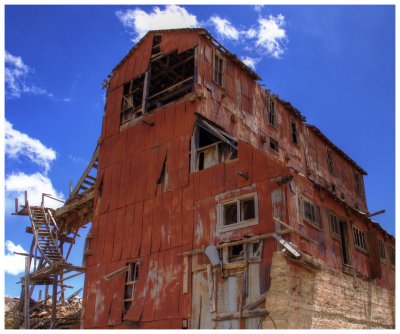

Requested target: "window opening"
[
  {"left": 378, "top": 240, "right": 386, "bottom": 260},
  {"left": 192, "top": 119, "right": 237, "bottom": 172},
  {"left": 270, "top": 137, "right": 279, "bottom": 152},
  {"left": 147, "top": 48, "right": 195, "bottom": 112},
  {"left": 301, "top": 197, "right": 321, "bottom": 227},
  {"left": 120, "top": 74, "right": 145, "bottom": 125},
  {"left": 157, "top": 155, "right": 167, "bottom": 185},
  {"left": 327, "top": 149, "right": 335, "bottom": 174},
  {"left": 388, "top": 247, "right": 395, "bottom": 266},
  {"left": 290, "top": 119, "right": 299, "bottom": 144},
  {"left": 151, "top": 35, "right": 162, "bottom": 56},
  {"left": 268, "top": 97, "right": 276, "bottom": 127},
  {"left": 221, "top": 196, "right": 257, "bottom": 227},
  {"left": 124, "top": 262, "right": 140, "bottom": 314},
  {"left": 241, "top": 198, "right": 256, "bottom": 221},
  {"left": 227, "top": 244, "right": 245, "bottom": 263},
  {"left": 355, "top": 173, "right": 362, "bottom": 194},
  {"left": 329, "top": 213, "right": 351, "bottom": 265},
  {"left": 352, "top": 226, "right": 368, "bottom": 252},
  {"left": 213, "top": 52, "right": 225, "bottom": 87}
]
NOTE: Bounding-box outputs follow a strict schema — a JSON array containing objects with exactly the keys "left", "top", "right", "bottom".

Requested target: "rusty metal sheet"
[
  {"left": 159, "top": 33, "right": 172, "bottom": 54},
  {"left": 135, "top": 151, "right": 149, "bottom": 202},
  {"left": 174, "top": 99, "right": 187, "bottom": 137},
  {"left": 171, "top": 188, "right": 183, "bottom": 249},
  {"left": 177, "top": 31, "right": 198, "bottom": 53},
  {"left": 94, "top": 213, "right": 108, "bottom": 264},
  {"left": 130, "top": 201, "right": 144, "bottom": 259},
  {"left": 166, "top": 138, "right": 180, "bottom": 192},
  {"left": 177, "top": 134, "right": 190, "bottom": 189},
  {"left": 224, "top": 160, "right": 238, "bottom": 192},
  {"left": 108, "top": 162, "right": 122, "bottom": 212},
  {"left": 145, "top": 147, "right": 159, "bottom": 199},
  {"left": 93, "top": 264, "right": 108, "bottom": 327},
  {"left": 116, "top": 157, "right": 132, "bottom": 209},
  {"left": 252, "top": 147, "right": 268, "bottom": 183},
  {"left": 160, "top": 192, "right": 172, "bottom": 251},
  {"left": 212, "top": 163, "right": 225, "bottom": 195},
  {"left": 194, "top": 168, "right": 213, "bottom": 202},
  {"left": 86, "top": 216, "right": 99, "bottom": 268},
  {"left": 143, "top": 113, "right": 156, "bottom": 150},
  {"left": 151, "top": 195, "right": 163, "bottom": 254},
  {"left": 111, "top": 207, "right": 126, "bottom": 262},
  {"left": 102, "top": 210, "right": 117, "bottom": 264},
  {"left": 181, "top": 182, "right": 194, "bottom": 251},
  {"left": 238, "top": 140, "right": 253, "bottom": 188},
  {"left": 139, "top": 198, "right": 153, "bottom": 257},
  {"left": 108, "top": 259, "right": 126, "bottom": 326},
  {"left": 121, "top": 204, "right": 135, "bottom": 260},
  {"left": 141, "top": 253, "right": 159, "bottom": 322},
  {"left": 83, "top": 264, "right": 98, "bottom": 328}
]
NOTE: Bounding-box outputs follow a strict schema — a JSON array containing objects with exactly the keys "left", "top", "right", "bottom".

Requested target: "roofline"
[
  {"left": 109, "top": 27, "right": 261, "bottom": 82},
  {"left": 306, "top": 124, "right": 367, "bottom": 175}
]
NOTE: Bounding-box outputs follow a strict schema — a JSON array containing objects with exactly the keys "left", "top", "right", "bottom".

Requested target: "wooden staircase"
[{"left": 28, "top": 205, "right": 65, "bottom": 265}]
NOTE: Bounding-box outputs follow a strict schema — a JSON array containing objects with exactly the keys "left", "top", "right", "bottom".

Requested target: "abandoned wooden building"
[{"left": 15, "top": 28, "right": 395, "bottom": 329}]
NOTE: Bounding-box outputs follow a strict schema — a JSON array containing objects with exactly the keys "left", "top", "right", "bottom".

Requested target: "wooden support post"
[
  {"left": 39, "top": 289, "right": 42, "bottom": 301},
  {"left": 24, "top": 256, "right": 30, "bottom": 329},
  {"left": 50, "top": 275, "right": 58, "bottom": 329},
  {"left": 45, "top": 284, "right": 49, "bottom": 300},
  {"left": 60, "top": 242, "right": 65, "bottom": 303}
]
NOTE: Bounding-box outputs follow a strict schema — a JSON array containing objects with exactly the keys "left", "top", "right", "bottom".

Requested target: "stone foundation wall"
[{"left": 263, "top": 252, "right": 395, "bottom": 329}]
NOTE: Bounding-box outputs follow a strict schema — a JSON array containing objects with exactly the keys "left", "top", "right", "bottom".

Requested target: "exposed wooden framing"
[
  {"left": 147, "top": 76, "right": 194, "bottom": 101},
  {"left": 274, "top": 218, "right": 318, "bottom": 245},
  {"left": 50, "top": 275, "right": 58, "bottom": 329},
  {"left": 178, "top": 229, "right": 290, "bottom": 257},
  {"left": 242, "top": 292, "right": 267, "bottom": 311},
  {"left": 67, "top": 288, "right": 83, "bottom": 301},
  {"left": 104, "top": 265, "right": 129, "bottom": 281}
]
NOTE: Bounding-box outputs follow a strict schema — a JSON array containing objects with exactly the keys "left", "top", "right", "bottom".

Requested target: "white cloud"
[
  {"left": 244, "top": 28, "right": 257, "bottom": 39},
  {"left": 116, "top": 5, "right": 198, "bottom": 42},
  {"left": 5, "top": 50, "right": 52, "bottom": 99},
  {"left": 241, "top": 56, "right": 259, "bottom": 70},
  {"left": 4, "top": 240, "right": 28, "bottom": 276},
  {"left": 5, "top": 120, "right": 57, "bottom": 173},
  {"left": 254, "top": 5, "right": 264, "bottom": 12},
  {"left": 256, "top": 14, "right": 287, "bottom": 58},
  {"left": 5, "top": 172, "right": 65, "bottom": 209},
  {"left": 209, "top": 16, "right": 239, "bottom": 40}
]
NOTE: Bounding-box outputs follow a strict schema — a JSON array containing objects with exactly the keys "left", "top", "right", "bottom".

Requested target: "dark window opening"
[
  {"left": 330, "top": 184, "right": 336, "bottom": 193},
  {"left": 353, "top": 226, "right": 368, "bottom": 252},
  {"left": 120, "top": 74, "right": 145, "bottom": 125},
  {"left": 213, "top": 52, "right": 225, "bottom": 87},
  {"left": 157, "top": 155, "right": 167, "bottom": 185},
  {"left": 241, "top": 198, "right": 255, "bottom": 221},
  {"left": 223, "top": 203, "right": 237, "bottom": 226},
  {"left": 388, "top": 247, "right": 395, "bottom": 266},
  {"left": 270, "top": 137, "right": 279, "bottom": 152},
  {"left": 268, "top": 97, "right": 276, "bottom": 127},
  {"left": 378, "top": 240, "right": 386, "bottom": 260},
  {"left": 301, "top": 198, "right": 321, "bottom": 227},
  {"left": 330, "top": 213, "right": 351, "bottom": 265},
  {"left": 147, "top": 48, "right": 195, "bottom": 112},
  {"left": 327, "top": 149, "right": 335, "bottom": 174},
  {"left": 228, "top": 244, "right": 245, "bottom": 263},
  {"left": 124, "top": 262, "right": 139, "bottom": 314},
  {"left": 355, "top": 174, "right": 362, "bottom": 194},
  {"left": 192, "top": 119, "right": 237, "bottom": 171},
  {"left": 290, "top": 120, "right": 299, "bottom": 144},
  {"left": 151, "top": 35, "right": 162, "bottom": 56}
]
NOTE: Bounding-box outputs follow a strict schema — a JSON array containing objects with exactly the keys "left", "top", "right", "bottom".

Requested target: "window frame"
[
  {"left": 268, "top": 96, "right": 277, "bottom": 127},
  {"left": 388, "top": 246, "right": 395, "bottom": 267},
  {"left": 269, "top": 137, "right": 279, "bottom": 153},
  {"left": 352, "top": 226, "right": 368, "bottom": 254},
  {"left": 299, "top": 196, "right": 322, "bottom": 229},
  {"left": 218, "top": 193, "right": 259, "bottom": 232},
  {"left": 327, "top": 149, "right": 335, "bottom": 174},
  {"left": 290, "top": 118, "right": 299, "bottom": 145},
  {"left": 329, "top": 211, "right": 344, "bottom": 239},
  {"left": 355, "top": 173, "right": 363, "bottom": 195},
  {"left": 213, "top": 50, "right": 226, "bottom": 88},
  {"left": 123, "top": 262, "right": 140, "bottom": 314},
  {"left": 378, "top": 239, "right": 386, "bottom": 262}
]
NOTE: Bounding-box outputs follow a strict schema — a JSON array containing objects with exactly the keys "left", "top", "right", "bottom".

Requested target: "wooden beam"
[
  {"left": 50, "top": 275, "right": 58, "bottom": 329},
  {"left": 24, "top": 256, "right": 30, "bottom": 329},
  {"left": 274, "top": 218, "right": 318, "bottom": 245},
  {"left": 242, "top": 292, "right": 267, "bottom": 311},
  {"left": 213, "top": 308, "right": 268, "bottom": 321},
  {"left": 104, "top": 265, "right": 128, "bottom": 281}
]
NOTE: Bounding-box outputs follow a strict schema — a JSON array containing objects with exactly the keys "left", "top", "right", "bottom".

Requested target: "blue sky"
[{"left": 4, "top": 5, "right": 395, "bottom": 298}]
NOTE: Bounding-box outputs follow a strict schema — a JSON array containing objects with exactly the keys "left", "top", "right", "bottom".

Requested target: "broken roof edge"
[
  {"left": 108, "top": 27, "right": 261, "bottom": 84},
  {"left": 306, "top": 124, "right": 367, "bottom": 176}
]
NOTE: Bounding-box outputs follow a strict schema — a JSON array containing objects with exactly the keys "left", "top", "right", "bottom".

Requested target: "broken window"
[
  {"left": 221, "top": 195, "right": 257, "bottom": 228},
  {"left": 124, "top": 262, "right": 140, "bottom": 314},
  {"left": 300, "top": 197, "right": 321, "bottom": 228},
  {"left": 248, "top": 241, "right": 263, "bottom": 262},
  {"left": 191, "top": 118, "right": 237, "bottom": 172},
  {"left": 151, "top": 35, "right": 162, "bottom": 57},
  {"left": 270, "top": 137, "right": 279, "bottom": 152},
  {"left": 388, "top": 246, "right": 395, "bottom": 266},
  {"left": 268, "top": 97, "right": 276, "bottom": 127},
  {"left": 213, "top": 51, "right": 225, "bottom": 87},
  {"left": 327, "top": 149, "right": 335, "bottom": 174},
  {"left": 120, "top": 74, "right": 145, "bottom": 125},
  {"left": 355, "top": 173, "right": 362, "bottom": 195},
  {"left": 147, "top": 48, "right": 195, "bottom": 112},
  {"left": 378, "top": 240, "right": 386, "bottom": 260},
  {"left": 227, "top": 244, "right": 245, "bottom": 263},
  {"left": 352, "top": 226, "right": 368, "bottom": 253},
  {"left": 290, "top": 119, "right": 299, "bottom": 145},
  {"left": 329, "top": 212, "right": 351, "bottom": 265}
]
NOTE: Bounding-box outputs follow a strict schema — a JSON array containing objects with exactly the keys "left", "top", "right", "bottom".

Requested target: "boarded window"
[
  {"left": 300, "top": 197, "right": 321, "bottom": 228},
  {"left": 213, "top": 51, "right": 225, "bottom": 87},
  {"left": 124, "top": 262, "right": 140, "bottom": 314},
  {"left": 270, "top": 137, "right": 279, "bottom": 152},
  {"left": 378, "top": 240, "right": 386, "bottom": 260},
  {"left": 192, "top": 119, "right": 237, "bottom": 172},
  {"left": 268, "top": 97, "right": 276, "bottom": 127},
  {"left": 352, "top": 226, "right": 368, "bottom": 253},
  {"left": 290, "top": 119, "right": 299, "bottom": 144},
  {"left": 327, "top": 149, "right": 335, "bottom": 174},
  {"left": 221, "top": 196, "right": 257, "bottom": 227}
]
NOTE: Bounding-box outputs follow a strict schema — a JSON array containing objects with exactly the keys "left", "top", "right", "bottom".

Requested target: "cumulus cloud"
[
  {"left": 5, "top": 120, "right": 57, "bottom": 173},
  {"left": 5, "top": 50, "right": 53, "bottom": 99},
  {"left": 209, "top": 16, "right": 239, "bottom": 40},
  {"left": 5, "top": 172, "right": 65, "bottom": 208},
  {"left": 4, "top": 240, "right": 29, "bottom": 276},
  {"left": 116, "top": 5, "right": 198, "bottom": 42},
  {"left": 256, "top": 14, "right": 287, "bottom": 58},
  {"left": 241, "top": 56, "right": 259, "bottom": 70}
]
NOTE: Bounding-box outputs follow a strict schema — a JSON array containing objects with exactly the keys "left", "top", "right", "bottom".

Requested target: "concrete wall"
[{"left": 263, "top": 252, "right": 395, "bottom": 329}]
